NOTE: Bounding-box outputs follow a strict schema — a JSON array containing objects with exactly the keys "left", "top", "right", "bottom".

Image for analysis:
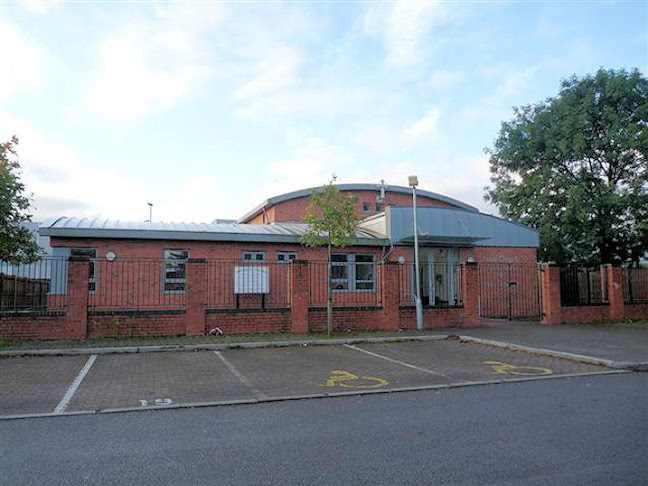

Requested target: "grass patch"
[{"left": 0, "top": 329, "right": 449, "bottom": 351}]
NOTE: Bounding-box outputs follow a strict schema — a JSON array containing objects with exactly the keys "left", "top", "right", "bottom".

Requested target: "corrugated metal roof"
[
  {"left": 237, "top": 183, "right": 479, "bottom": 223},
  {"left": 39, "top": 217, "right": 388, "bottom": 245},
  {"left": 387, "top": 206, "right": 539, "bottom": 248}
]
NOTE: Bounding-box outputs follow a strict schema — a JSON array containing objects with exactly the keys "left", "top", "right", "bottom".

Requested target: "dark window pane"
[
  {"left": 332, "top": 281, "right": 349, "bottom": 290},
  {"left": 164, "top": 282, "right": 185, "bottom": 292},
  {"left": 332, "top": 265, "right": 348, "bottom": 280},
  {"left": 356, "top": 264, "right": 374, "bottom": 281},
  {"left": 356, "top": 255, "right": 374, "bottom": 263},
  {"left": 332, "top": 254, "right": 348, "bottom": 262}
]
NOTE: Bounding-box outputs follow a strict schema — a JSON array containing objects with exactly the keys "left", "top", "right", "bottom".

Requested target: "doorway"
[{"left": 420, "top": 248, "right": 460, "bottom": 307}]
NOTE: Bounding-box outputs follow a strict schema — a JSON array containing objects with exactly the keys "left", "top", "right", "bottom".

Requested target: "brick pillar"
[
  {"left": 186, "top": 259, "right": 207, "bottom": 336},
  {"left": 66, "top": 257, "right": 90, "bottom": 340},
  {"left": 605, "top": 265, "right": 625, "bottom": 322},
  {"left": 461, "top": 261, "right": 479, "bottom": 328},
  {"left": 540, "top": 263, "right": 562, "bottom": 325},
  {"left": 290, "top": 260, "right": 309, "bottom": 333},
  {"left": 380, "top": 262, "right": 400, "bottom": 330}
]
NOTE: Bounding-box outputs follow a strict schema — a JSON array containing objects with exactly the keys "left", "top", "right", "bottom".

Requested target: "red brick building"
[{"left": 1, "top": 183, "right": 542, "bottom": 339}]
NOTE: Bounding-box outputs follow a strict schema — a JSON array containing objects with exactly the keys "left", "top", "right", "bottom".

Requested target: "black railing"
[
  {"left": 206, "top": 260, "right": 290, "bottom": 309},
  {"left": 308, "top": 261, "right": 380, "bottom": 307},
  {"left": 89, "top": 259, "right": 186, "bottom": 310},
  {"left": 0, "top": 257, "right": 68, "bottom": 312},
  {"left": 624, "top": 267, "right": 648, "bottom": 304},
  {"left": 399, "top": 262, "right": 462, "bottom": 307},
  {"left": 560, "top": 266, "right": 607, "bottom": 306}
]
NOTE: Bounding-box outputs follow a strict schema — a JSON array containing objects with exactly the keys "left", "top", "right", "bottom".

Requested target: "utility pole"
[{"left": 409, "top": 176, "right": 423, "bottom": 331}]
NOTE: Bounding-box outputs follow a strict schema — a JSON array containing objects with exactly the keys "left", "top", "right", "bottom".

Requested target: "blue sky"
[{"left": 1, "top": 0, "right": 646, "bottom": 223}]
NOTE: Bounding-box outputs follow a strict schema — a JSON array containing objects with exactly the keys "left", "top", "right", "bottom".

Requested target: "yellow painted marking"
[
  {"left": 325, "top": 369, "right": 389, "bottom": 389},
  {"left": 484, "top": 361, "right": 553, "bottom": 376}
]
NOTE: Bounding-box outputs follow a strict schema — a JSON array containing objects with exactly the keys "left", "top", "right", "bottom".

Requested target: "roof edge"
[{"left": 236, "top": 183, "right": 479, "bottom": 223}]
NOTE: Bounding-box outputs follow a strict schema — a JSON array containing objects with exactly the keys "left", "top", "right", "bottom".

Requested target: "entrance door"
[{"left": 420, "top": 248, "right": 459, "bottom": 307}]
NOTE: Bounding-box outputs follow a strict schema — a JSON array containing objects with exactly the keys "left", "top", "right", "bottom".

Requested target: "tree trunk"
[{"left": 327, "top": 242, "right": 332, "bottom": 337}]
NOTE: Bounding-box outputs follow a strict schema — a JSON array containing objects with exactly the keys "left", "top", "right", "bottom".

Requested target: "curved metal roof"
[
  {"left": 237, "top": 183, "right": 479, "bottom": 223},
  {"left": 39, "top": 217, "right": 388, "bottom": 246}
]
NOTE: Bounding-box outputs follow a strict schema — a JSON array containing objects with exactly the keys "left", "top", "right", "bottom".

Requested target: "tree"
[
  {"left": 485, "top": 68, "right": 648, "bottom": 265},
  {"left": 301, "top": 176, "right": 359, "bottom": 336},
  {"left": 0, "top": 136, "right": 40, "bottom": 263}
]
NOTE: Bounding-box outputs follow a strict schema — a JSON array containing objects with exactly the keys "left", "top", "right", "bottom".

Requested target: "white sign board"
[{"left": 234, "top": 266, "right": 269, "bottom": 294}]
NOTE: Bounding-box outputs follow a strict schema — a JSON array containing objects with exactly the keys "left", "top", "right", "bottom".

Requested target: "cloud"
[
  {"left": 233, "top": 43, "right": 302, "bottom": 101},
  {"left": 81, "top": 4, "right": 224, "bottom": 121},
  {"left": 0, "top": 23, "right": 54, "bottom": 103},
  {"left": 427, "top": 69, "right": 462, "bottom": 90},
  {"left": 234, "top": 87, "right": 385, "bottom": 121},
  {"left": 365, "top": 0, "right": 451, "bottom": 68},
  {"left": 21, "top": 0, "right": 62, "bottom": 14},
  {"left": 353, "top": 107, "right": 442, "bottom": 155},
  {"left": 0, "top": 114, "right": 150, "bottom": 221},
  {"left": 483, "top": 66, "right": 541, "bottom": 106}
]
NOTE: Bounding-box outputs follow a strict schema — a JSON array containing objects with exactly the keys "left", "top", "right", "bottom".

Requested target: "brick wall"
[
  {"left": 243, "top": 190, "right": 459, "bottom": 224},
  {"left": 625, "top": 303, "right": 648, "bottom": 320},
  {"left": 0, "top": 313, "right": 68, "bottom": 341},
  {"left": 398, "top": 306, "right": 463, "bottom": 329},
  {"left": 206, "top": 308, "right": 291, "bottom": 335},
  {"left": 87, "top": 311, "right": 186, "bottom": 338},
  {"left": 307, "top": 307, "right": 383, "bottom": 332}
]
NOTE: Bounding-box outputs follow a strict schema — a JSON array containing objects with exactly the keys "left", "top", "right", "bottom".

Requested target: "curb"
[
  {"left": 457, "top": 335, "right": 648, "bottom": 371},
  {"left": 0, "top": 368, "right": 629, "bottom": 422},
  {"left": 0, "top": 334, "right": 449, "bottom": 357}
]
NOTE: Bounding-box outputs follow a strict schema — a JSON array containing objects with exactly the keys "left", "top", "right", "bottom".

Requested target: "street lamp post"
[{"left": 408, "top": 176, "right": 423, "bottom": 331}]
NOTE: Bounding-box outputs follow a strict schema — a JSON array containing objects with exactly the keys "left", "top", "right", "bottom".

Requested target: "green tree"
[
  {"left": 301, "top": 175, "right": 359, "bottom": 336},
  {"left": 0, "top": 136, "right": 39, "bottom": 263},
  {"left": 486, "top": 68, "right": 648, "bottom": 265}
]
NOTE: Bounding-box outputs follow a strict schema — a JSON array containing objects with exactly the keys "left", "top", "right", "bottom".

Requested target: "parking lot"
[{"left": 0, "top": 339, "right": 618, "bottom": 418}]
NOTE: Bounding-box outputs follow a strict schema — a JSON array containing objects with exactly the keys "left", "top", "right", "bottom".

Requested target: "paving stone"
[
  {"left": 0, "top": 355, "right": 88, "bottom": 415},
  {"left": 67, "top": 352, "right": 254, "bottom": 411}
]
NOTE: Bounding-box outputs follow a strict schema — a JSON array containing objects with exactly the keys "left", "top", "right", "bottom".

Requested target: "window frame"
[
  {"left": 362, "top": 202, "right": 372, "bottom": 212},
  {"left": 242, "top": 251, "right": 266, "bottom": 262},
  {"left": 275, "top": 251, "right": 298, "bottom": 263},
  {"left": 163, "top": 249, "right": 189, "bottom": 294},
  {"left": 375, "top": 202, "right": 384, "bottom": 212},
  {"left": 331, "top": 253, "right": 375, "bottom": 292}
]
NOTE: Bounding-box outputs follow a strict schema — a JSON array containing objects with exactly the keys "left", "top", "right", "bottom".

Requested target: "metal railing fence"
[
  {"left": 0, "top": 257, "right": 68, "bottom": 312},
  {"left": 308, "top": 261, "right": 381, "bottom": 307},
  {"left": 206, "top": 260, "right": 290, "bottom": 309},
  {"left": 559, "top": 266, "right": 608, "bottom": 306},
  {"left": 89, "top": 259, "right": 186, "bottom": 310},
  {"left": 398, "top": 262, "right": 463, "bottom": 307},
  {"left": 624, "top": 267, "right": 648, "bottom": 304}
]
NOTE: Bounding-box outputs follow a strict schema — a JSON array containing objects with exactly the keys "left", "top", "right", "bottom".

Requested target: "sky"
[{"left": 1, "top": 0, "right": 646, "bottom": 224}]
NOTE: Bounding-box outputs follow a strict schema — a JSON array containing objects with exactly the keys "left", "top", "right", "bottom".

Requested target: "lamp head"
[{"left": 408, "top": 175, "right": 418, "bottom": 187}]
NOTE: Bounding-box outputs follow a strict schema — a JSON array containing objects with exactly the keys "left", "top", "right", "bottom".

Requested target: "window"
[
  {"left": 163, "top": 249, "right": 189, "bottom": 292},
  {"left": 242, "top": 251, "right": 266, "bottom": 262},
  {"left": 362, "top": 202, "right": 372, "bottom": 212},
  {"left": 276, "top": 252, "right": 298, "bottom": 263},
  {"left": 375, "top": 202, "right": 384, "bottom": 212},
  {"left": 331, "top": 254, "right": 349, "bottom": 290},
  {"left": 71, "top": 248, "right": 97, "bottom": 292},
  {"left": 331, "top": 253, "right": 375, "bottom": 291}
]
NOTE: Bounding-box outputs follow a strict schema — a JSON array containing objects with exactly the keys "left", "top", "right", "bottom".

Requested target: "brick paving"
[{"left": 0, "top": 340, "right": 613, "bottom": 418}]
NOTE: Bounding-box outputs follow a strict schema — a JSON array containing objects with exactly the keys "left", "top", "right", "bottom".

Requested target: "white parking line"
[
  {"left": 214, "top": 351, "right": 268, "bottom": 400},
  {"left": 343, "top": 344, "right": 448, "bottom": 378},
  {"left": 54, "top": 354, "right": 97, "bottom": 413}
]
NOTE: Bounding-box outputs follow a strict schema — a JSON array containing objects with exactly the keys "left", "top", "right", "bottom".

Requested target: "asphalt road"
[{"left": 1, "top": 373, "right": 646, "bottom": 485}]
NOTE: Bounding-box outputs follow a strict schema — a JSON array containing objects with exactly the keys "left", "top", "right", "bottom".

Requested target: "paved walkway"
[{"left": 466, "top": 322, "right": 648, "bottom": 363}]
